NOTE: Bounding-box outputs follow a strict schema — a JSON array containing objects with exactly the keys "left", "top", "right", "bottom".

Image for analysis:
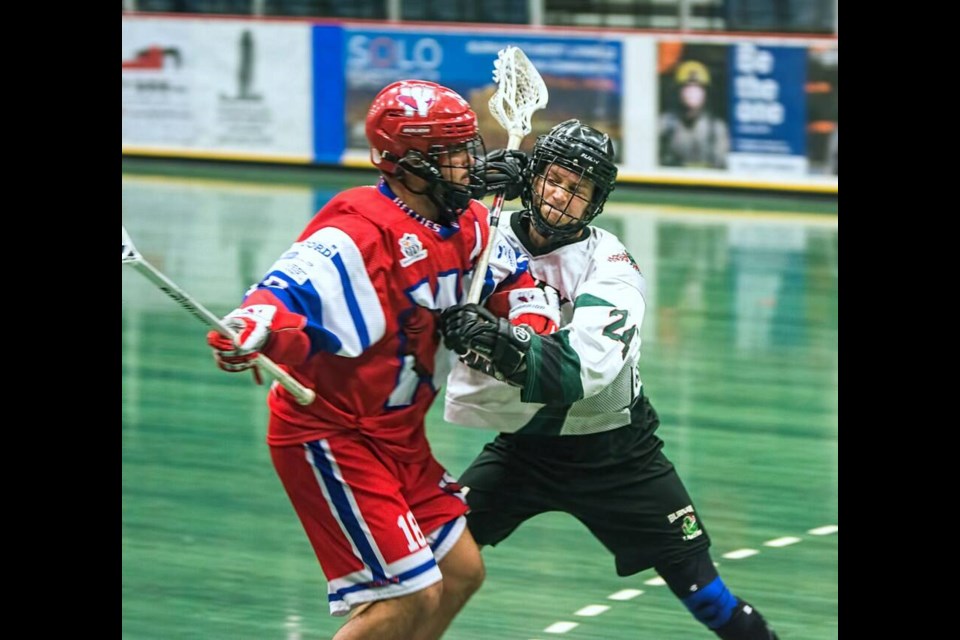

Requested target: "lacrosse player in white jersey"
[{"left": 441, "top": 120, "right": 779, "bottom": 640}]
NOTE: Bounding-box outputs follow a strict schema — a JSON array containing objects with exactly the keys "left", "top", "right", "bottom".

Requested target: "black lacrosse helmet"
[{"left": 521, "top": 119, "right": 618, "bottom": 240}]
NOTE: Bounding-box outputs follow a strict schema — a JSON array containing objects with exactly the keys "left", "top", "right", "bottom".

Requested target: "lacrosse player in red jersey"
[
  {"left": 206, "top": 80, "right": 539, "bottom": 639},
  {"left": 442, "top": 120, "right": 780, "bottom": 640}
]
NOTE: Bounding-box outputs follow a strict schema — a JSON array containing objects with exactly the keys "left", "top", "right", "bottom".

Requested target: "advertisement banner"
[
  {"left": 122, "top": 18, "right": 313, "bottom": 160},
  {"left": 657, "top": 42, "right": 731, "bottom": 170},
  {"left": 805, "top": 44, "right": 838, "bottom": 176},
  {"left": 727, "top": 43, "right": 808, "bottom": 176},
  {"left": 342, "top": 29, "right": 623, "bottom": 157},
  {"left": 122, "top": 16, "right": 834, "bottom": 193}
]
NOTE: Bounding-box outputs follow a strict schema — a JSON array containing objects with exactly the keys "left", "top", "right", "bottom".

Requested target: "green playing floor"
[{"left": 121, "top": 159, "right": 838, "bottom": 639}]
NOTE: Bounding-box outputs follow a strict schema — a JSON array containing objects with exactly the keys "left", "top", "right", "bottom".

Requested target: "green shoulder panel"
[{"left": 574, "top": 293, "right": 615, "bottom": 308}]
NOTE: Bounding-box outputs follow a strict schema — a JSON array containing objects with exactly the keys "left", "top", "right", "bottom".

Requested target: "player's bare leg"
[
  {"left": 413, "top": 528, "right": 486, "bottom": 640},
  {"left": 333, "top": 582, "right": 443, "bottom": 640}
]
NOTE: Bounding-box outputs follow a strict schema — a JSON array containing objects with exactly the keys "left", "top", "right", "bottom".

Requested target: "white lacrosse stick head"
[{"left": 489, "top": 46, "right": 549, "bottom": 148}]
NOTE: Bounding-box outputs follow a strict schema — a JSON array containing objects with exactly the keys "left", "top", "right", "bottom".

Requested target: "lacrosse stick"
[
  {"left": 122, "top": 225, "right": 316, "bottom": 406},
  {"left": 466, "top": 45, "right": 549, "bottom": 304}
]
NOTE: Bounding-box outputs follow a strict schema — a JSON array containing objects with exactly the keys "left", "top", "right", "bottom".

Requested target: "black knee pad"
[
  {"left": 657, "top": 551, "right": 735, "bottom": 629},
  {"left": 656, "top": 550, "right": 720, "bottom": 599}
]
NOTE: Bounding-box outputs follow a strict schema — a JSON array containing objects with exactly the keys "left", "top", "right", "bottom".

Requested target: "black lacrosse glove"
[
  {"left": 441, "top": 303, "right": 533, "bottom": 384},
  {"left": 475, "top": 149, "right": 528, "bottom": 200},
  {"left": 458, "top": 350, "right": 504, "bottom": 381}
]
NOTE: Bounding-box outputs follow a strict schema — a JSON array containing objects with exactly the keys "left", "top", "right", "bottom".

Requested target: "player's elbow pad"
[{"left": 262, "top": 312, "right": 310, "bottom": 366}]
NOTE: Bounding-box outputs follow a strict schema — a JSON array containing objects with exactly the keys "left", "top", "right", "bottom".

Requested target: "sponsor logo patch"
[
  {"left": 608, "top": 251, "right": 641, "bottom": 273},
  {"left": 399, "top": 233, "right": 429, "bottom": 267},
  {"left": 667, "top": 505, "right": 704, "bottom": 541},
  {"left": 681, "top": 514, "right": 703, "bottom": 541}
]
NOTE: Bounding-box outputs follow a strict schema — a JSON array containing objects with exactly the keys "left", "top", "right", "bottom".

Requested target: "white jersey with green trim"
[{"left": 444, "top": 211, "right": 646, "bottom": 436}]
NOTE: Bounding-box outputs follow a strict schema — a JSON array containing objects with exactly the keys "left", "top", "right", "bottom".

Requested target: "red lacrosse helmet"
[
  {"left": 365, "top": 80, "right": 486, "bottom": 223},
  {"left": 366, "top": 80, "right": 479, "bottom": 174}
]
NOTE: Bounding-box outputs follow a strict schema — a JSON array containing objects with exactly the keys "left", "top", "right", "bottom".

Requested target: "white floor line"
[
  {"left": 808, "top": 524, "right": 838, "bottom": 535},
  {"left": 764, "top": 536, "right": 802, "bottom": 547},
  {"left": 530, "top": 524, "right": 837, "bottom": 638},
  {"left": 575, "top": 604, "right": 610, "bottom": 617}
]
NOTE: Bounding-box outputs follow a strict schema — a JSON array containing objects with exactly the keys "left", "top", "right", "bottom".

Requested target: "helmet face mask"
[
  {"left": 522, "top": 119, "right": 618, "bottom": 240},
  {"left": 395, "top": 138, "right": 486, "bottom": 220},
  {"left": 526, "top": 160, "right": 599, "bottom": 238},
  {"left": 366, "top": 80, "right": 485, "bottom": 224}
]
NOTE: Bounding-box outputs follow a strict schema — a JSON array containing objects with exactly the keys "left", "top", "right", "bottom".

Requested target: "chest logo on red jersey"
[{"left": 399, "top": 233, "right": 428, "bottom": 267}]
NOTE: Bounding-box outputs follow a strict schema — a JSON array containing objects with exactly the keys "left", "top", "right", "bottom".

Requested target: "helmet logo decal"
[
  {"left": 397, "top": 85, "right": 437, "bottom": 118},
  {"left": 580, "top": 152, "right": 602, "bottom": 166}
]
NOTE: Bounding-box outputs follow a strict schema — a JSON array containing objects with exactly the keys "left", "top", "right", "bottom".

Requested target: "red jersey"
[{"left": 251, "top": 182, "right": 526, "bottom": 460}]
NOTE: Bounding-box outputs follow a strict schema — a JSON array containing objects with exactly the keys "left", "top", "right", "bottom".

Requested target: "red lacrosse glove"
[
  {"left": 206, "top": 303, "right": 308, "bottom": 383},
  {"left": 487, "top": 282, "right": 561, "bottom": 335}
]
